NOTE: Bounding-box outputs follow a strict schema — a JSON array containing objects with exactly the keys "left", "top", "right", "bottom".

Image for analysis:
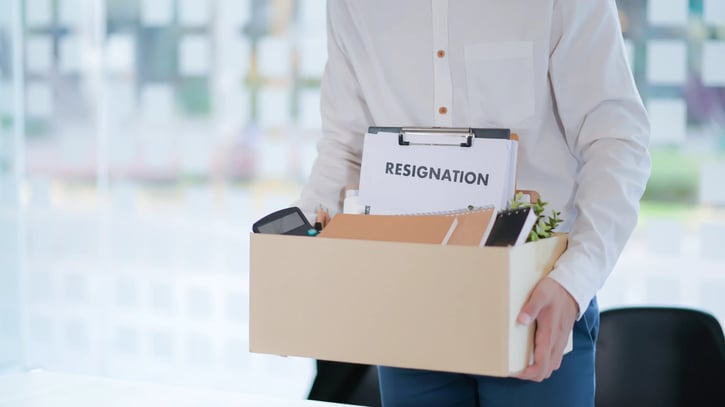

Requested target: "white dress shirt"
[{"left": 296, "top": 0, "right": 651, "bottom": 317}]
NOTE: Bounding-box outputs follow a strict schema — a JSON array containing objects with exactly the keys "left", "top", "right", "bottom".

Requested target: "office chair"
[
  {"left": 596, "top": 307, "right": 725, "bottom": 407},
  {"left": 308, "top": 360, "right": 381, "bottom": 407}
]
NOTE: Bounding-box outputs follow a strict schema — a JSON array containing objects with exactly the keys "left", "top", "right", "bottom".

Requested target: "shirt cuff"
[{"left": 547, "top": 266, "right": 596, "bottom": 320}]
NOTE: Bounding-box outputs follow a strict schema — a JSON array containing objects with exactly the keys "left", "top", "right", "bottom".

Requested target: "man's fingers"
[
  {"left": 515, "top": 318, "right": 554, "bottom": 382},
  {"left": 512, "top": 278, "right": 579, "bottom": 382},
  {"left": 550, "top": 329, "right": 569, "bottom": 371}
]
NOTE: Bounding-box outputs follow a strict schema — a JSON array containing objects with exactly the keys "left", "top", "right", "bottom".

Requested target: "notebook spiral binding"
[{"left": 396, "top": 205, "right": 496, "bottom": 217}]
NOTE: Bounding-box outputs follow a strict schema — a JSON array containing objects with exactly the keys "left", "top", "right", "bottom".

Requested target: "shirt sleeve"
[
  {"left": 294, "top": 2, "right": 373, "bottom": 223},
  {"left": 547, "top": 0, "right": 651, "bottom": 318}
]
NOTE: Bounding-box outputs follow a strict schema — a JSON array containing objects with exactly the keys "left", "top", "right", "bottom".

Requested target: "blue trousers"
[{"left": 378, "top": 298, "right": 599, "bottom": 407}]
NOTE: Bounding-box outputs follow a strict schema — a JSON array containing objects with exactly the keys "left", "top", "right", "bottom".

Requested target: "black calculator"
[{"left": 252, "top": 207, "right": 314, "bottom": 236}]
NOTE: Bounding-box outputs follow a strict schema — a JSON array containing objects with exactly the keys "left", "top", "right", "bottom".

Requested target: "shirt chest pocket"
[{"left": 464, "top": 41, "right": 535, "bottom": 128}]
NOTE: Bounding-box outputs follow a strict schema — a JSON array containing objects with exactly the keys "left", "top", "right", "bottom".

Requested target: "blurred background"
[{"left": 0, "top": 0, "right": 723, "bottom": 399}]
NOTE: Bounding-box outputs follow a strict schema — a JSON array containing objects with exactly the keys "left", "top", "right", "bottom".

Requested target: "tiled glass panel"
[
  {"left": 702, "top": 41, "right": 725, "bottom": 86},
  {"left": 257, "top": 37, "right": 292, "bottom": 78},
  {"left": 647, "top": 0, "right": 688, "bottom": 26},
  {"left": 141, "top": 0, "right": 174, "bottom": 26},
  {"left": 704, "top": 0, "right": 725, "bottom": 25},
  {"left": 26, "top": 0, "right": 52, "bottom": 27},
  {"left": 179, "top": 35, "right": 210, "bottom": 76},
  {"left": 648, "top": 98, "right": 687, "bottom": 145},
  {"left": 647, "top": 41, "right": 687, "bottom": 85},
  {"left": 179, "top": 0, "right": 210, "bottom": 27}
]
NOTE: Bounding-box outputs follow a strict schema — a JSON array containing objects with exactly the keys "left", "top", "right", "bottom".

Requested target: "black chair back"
[
  {"left": 308, "top": 361, "right": 381, "bottom": 407},
  {"left": 596, "top": 307, "right": 725, "bottom": 407}
]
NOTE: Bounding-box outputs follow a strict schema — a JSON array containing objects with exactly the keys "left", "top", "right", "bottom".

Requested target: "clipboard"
[
  {"left": 359, "top": 127, "right": 519, "bottom": 215},
  {"left": 368, "top": 127, "right": 512, "bottom": 147}
]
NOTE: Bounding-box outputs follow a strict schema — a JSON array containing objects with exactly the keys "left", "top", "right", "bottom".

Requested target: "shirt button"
[
  {"left": 437, "top": 50, "right": 446, "bottom": 58},
  {"left": 439, "top": 106, "right": 448, "bottom": 115}
]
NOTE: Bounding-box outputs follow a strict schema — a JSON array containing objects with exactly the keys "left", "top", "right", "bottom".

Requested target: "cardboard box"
[{"left": 249, "top": 233, "right": 568, "bottom": 377}]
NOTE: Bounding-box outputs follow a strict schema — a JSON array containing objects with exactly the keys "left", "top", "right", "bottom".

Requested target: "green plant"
[{"left": 510, "top": 192, "right": 563, "bottom": 242}]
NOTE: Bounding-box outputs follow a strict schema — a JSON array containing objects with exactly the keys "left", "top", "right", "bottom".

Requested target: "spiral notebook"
[{"left": 484, "top": 207, "right": 537, "bottom": 247}]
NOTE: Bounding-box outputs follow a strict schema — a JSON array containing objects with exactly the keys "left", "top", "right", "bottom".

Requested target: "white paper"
[
  {"left": 647, "top": 0, "right": 688, "bottom": 26},
  {"left": 359, "top": 132, "right": 516, "bottom": 214},
  {"left": 647, "top": 41, "right": 687, "bottom": 85},
  {"left": 704, "top": 0, "right": 725, "bottom": 25},
  {"left": 702, "top": 41, "right": 725, "bottom": 86},
  {"left": 648, "top": 98, "right": 687, "bottom": 145}
]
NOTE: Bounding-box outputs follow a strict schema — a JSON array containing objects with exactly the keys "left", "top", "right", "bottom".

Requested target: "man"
[{"left": 297, "top": 1, "right": 650, "bottom": 405}]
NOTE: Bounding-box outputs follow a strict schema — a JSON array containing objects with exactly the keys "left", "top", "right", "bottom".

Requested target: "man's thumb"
[{"left": 517, "top": 292, "right": 545, "bottom": 326}]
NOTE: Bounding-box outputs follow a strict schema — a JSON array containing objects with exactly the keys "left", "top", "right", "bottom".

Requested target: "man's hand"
[{"left": 514, "top": 277, "right": 579, "bottom": 382}]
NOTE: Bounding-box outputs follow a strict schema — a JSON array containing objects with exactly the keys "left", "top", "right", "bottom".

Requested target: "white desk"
[{"left": 0, "top": 371, "right": 356, "bottom": 407}]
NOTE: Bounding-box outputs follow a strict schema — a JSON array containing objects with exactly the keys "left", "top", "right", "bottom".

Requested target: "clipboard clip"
[{"left": 398, "top": 127, "right": 474, "bottom": 148}]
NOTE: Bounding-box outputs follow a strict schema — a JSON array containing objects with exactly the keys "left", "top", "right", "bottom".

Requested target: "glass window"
[{"left": 0, "top": 0, "right": 723, "bottom": 399}]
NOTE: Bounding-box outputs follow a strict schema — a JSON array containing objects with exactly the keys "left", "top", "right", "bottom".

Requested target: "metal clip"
[{"left": 398, "top": 127, "right": 474, "bottom": 147}]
